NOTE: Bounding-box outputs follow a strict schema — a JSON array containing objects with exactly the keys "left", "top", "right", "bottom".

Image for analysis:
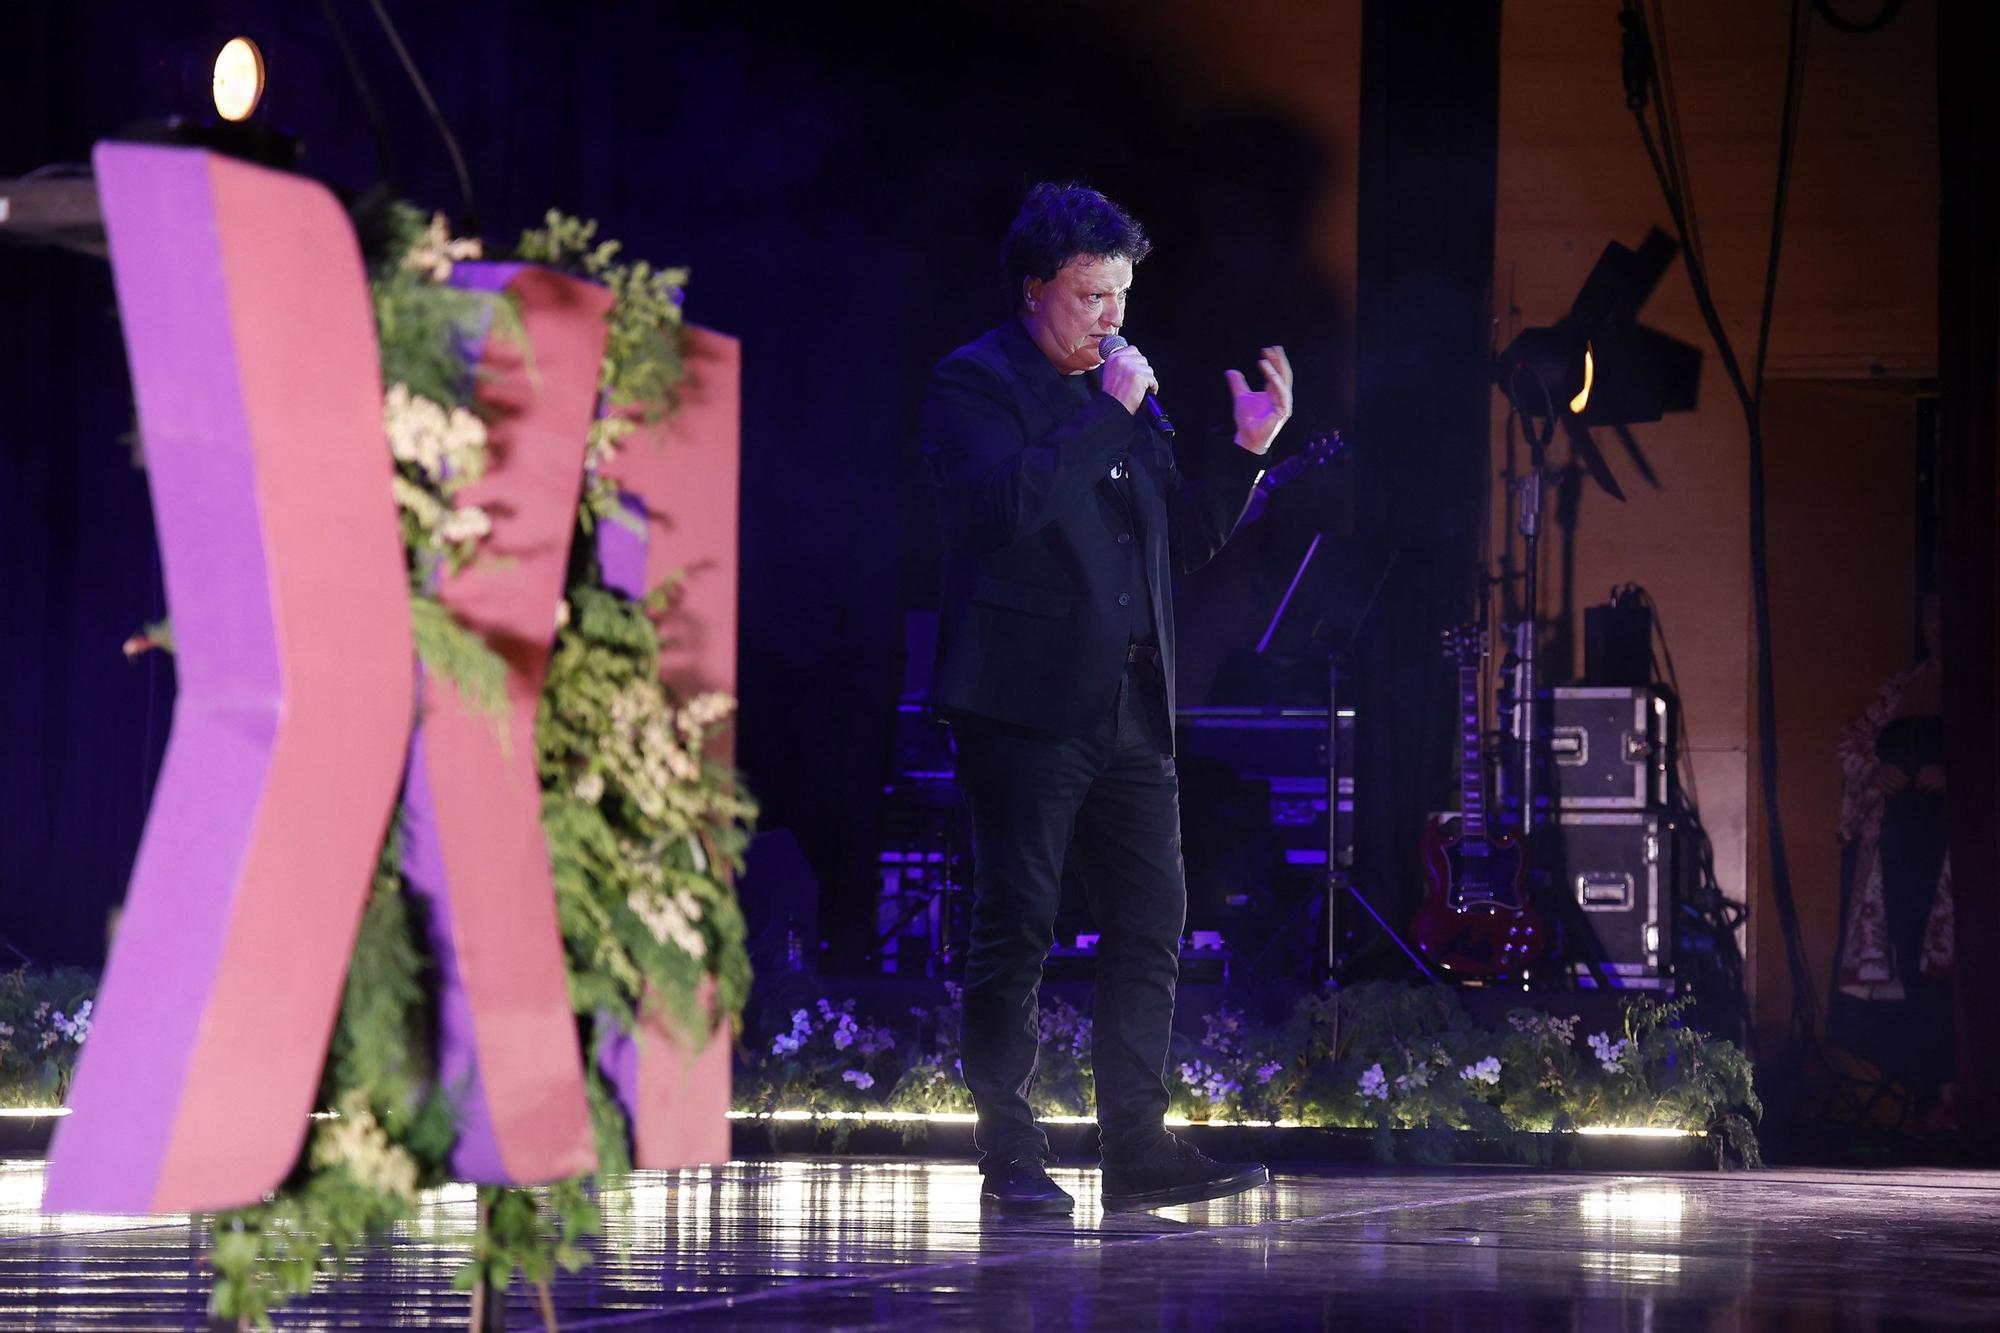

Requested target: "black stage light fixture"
[
  {"left": 1497, "top": 228, "right": 1701, "bottom": 429},
  {"left": 1497, "top": 323, "right": 1594, "bottom": 419},
  {"left": 121, "top": 30, "right": 301, "bottom": 171}
]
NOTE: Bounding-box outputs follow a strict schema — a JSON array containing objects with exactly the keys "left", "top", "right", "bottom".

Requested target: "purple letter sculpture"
[{"left": 45, "top": 144, "right": 416, "bottom": 1212}]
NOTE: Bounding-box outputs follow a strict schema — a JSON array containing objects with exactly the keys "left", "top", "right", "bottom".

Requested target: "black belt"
[{"left": 1125, "top": 642, "right": 1160, "bottom": 665}]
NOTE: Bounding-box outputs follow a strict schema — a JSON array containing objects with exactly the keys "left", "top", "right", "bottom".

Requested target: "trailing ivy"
[
  {"left": 538, "top": 583, "right": 754, "bottom": 1049},
  {"left": 208, "top": 836, "right": 459, "bottom": 1325},
  {"left": 192, "top": 204, "right": 752, "bottom": 1329},
  {"left": 516, "top": 210, "right": 689, "bottom": 526}
]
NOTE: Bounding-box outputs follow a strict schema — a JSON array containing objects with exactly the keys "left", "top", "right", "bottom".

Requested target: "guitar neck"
[
  {"left": 1458, "top": 657, "right": 1486, "bottom": 846},
  {"left": 1260, "top": 432, "right": 1341, "bottom": 490}
]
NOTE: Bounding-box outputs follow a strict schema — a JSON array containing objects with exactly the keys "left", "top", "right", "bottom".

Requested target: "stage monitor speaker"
[{"left": 1552, "top": 811, "right": 1671, "bottom": 989}]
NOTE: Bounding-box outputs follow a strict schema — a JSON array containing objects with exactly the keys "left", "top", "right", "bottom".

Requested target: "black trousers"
[
  {"left": 1879, "top": 788, "right": 1956, "bottom": 1087},
  {"left": 948, "top": 660, "right": 1185, "bottom": 1170}
]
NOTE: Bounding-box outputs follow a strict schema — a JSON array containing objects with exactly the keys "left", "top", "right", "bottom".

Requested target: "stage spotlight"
[
  {"left": 1496, "top": 230, "right": 1701, "bottom": 429},
  {"left": 1573, "top": 322, "right": 1699, "bottom": 427},
  {"left": 1497, "top": 324, "right": 1591, "bottom": 419},
  {"left": 118, "top": 30, "right": 298, "bottom": 170},
  {"left": 211, "top": 37, "right": 266, "bottom": 123}
]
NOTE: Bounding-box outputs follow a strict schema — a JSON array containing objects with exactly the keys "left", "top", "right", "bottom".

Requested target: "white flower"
[
  {"left": 384, "top": 382, "right": 447, "bottom": 475},
  {"left": 1587, "top": 1032, "right": 1630, "bottom": 1072},
  {"left": 0, "top": 1022, "right": 13, "bottom": 1039},
  {"left": 771, "top": 1033, "right": 801, "bottom": 1057},
  {"left": 311, "top": 1092, "right": 419, "bottom": 1201},
  {"left": 841, "top": 1070, "right": 875, "bottom": 1091},
  {"left": 1359, "top": 1063, "right": 1389, "bottom": 1101},
  {"left": 402, "top": 211, "right": 483, "bottom": 283},
  {"left": 1394, "top": 1064, "right": 1433, "bottom": 1094},
  {"left": 437, "top": 505, "right": 492, "bottom": 546},
  {"left": 625, "top": 887, "right": 707, "bottom": 960},
  {"left": 1255, "top": 1060, "right": 1284, "bottom": 1085},
  {"left": 573, "top": 772, "right": 605, "bottom": 804},
  {"left": 1509, "top": 1012, "right": 1580, "bottom": 1043},
  {"left": 791, "top": 1009, "right": 812, "bottom": 1036},
  {"left": 1460, "top": 1056, "right": 1502, "bottom": 1086},
  {"left": 440, "top": 406, "right": 488, "bottom": 479},
  {"left": 1176, "top": 1061, "right": 1238, "bottom": 1104},
  {"left": 677, "top": 692, "right": 737, "bottom": 736},
  {"left": 833, "top": 1027, "right": 853, "bottom": 1050},
  {"left": 384, "top": 383, "right": 488, "bottom": 492},
  {"left": 859, "top": 1028, "right": 897, "bottom": 1056}
]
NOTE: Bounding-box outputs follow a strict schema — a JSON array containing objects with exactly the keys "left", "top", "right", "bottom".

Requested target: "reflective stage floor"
[{"left": 2, "top": 1156, "right": 1997, "bottom": 1328}]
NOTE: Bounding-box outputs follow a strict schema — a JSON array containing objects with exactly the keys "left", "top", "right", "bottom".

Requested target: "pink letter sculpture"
[
  {"left": 593, "top": 327, "right": 742, "bottom": 1169},
  {"left": 395, "top": 263, "right": 610, "bottom": 1183},
  {"left": 45, "top": 145, "right": 416, "bottom": 1212}
]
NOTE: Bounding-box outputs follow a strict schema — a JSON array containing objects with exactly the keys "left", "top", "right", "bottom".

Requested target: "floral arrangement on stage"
[
  {"left": 192, "top": 205, "right": 755, "bottom": 1330},
  {"left": 740, "top": 981, "right": 1763, "bottom": 1167},
  {"left": 0, "top": 969, "right": 97, "bottom": 1109}
]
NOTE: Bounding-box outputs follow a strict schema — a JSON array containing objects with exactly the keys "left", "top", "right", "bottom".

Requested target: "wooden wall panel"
[{"left": 1492, "top": 0, "right": 1937, "bottom": 1044}]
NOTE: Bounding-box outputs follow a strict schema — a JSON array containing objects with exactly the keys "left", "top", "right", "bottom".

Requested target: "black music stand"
[{"left": 1245, "top": 540, "right": 1435, "bottom": 983}]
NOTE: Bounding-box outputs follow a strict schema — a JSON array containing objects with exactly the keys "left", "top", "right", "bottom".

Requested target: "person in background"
[{"left": 1834, "top": 593, "right": 1954, "bottom": 1133}]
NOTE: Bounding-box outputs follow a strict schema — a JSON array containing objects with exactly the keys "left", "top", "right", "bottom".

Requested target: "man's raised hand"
[{"left": 1225, "top": 345, "right": 1294, "bottom": 455}]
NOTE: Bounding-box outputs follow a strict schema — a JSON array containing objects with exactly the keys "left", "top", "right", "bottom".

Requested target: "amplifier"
[
  {"left": 1544, "top": 687, "right": 1669, "bottom": 810},
  {"left": 1555, "top": 811, "right": 1671, "bottom": 989}
]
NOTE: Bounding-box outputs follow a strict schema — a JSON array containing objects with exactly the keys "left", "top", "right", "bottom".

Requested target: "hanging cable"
[
  {"left": 1616, "top": 0, "right": 1821, "bottom": 1044},
  {"left": 363, "top": 0, "right": 480, "bottom": 235},
  {"left": 315, "top": 0, "right": 397, "bottom": 189},
  {"left": 1644, "top": 0, "right": 1706, "bottom": 276}
]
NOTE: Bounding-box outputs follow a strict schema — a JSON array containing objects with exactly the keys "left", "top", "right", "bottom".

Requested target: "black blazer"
[{"left": 921, "top": 317, "right": 1265, "bottom": 736}]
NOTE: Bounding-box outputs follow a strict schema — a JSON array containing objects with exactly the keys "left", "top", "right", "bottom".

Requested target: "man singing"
[{"left": 921, "top": 182, "right": 1294, "bottom": 1213}]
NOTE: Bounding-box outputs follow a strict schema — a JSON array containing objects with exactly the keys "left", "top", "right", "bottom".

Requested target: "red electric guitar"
[{"left": 1410, "top": 623, "right": 1545, "bottom": 978}]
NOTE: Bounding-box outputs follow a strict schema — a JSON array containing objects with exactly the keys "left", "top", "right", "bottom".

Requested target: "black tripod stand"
[{"left": 1248, "top": 539, "right": 1435, "bottom": 983}]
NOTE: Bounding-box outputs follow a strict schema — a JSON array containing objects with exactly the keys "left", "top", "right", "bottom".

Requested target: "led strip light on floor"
[
  {"left": 0, "top": 1105, "right": 1694, "bottom": 1137},
  {"left": 725, "top": 1109, "right": 1694, "bottom": 1138}
]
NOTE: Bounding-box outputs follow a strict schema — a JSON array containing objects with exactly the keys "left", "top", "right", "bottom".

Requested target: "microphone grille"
[{"left": 1097, "top": 335, "right": 1128, "bottom": 358}]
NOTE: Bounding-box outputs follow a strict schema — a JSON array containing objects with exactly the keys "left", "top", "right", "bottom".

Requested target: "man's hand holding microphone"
[{"left": 1099, "top": 336, "right": 1293, "bottom": 456}]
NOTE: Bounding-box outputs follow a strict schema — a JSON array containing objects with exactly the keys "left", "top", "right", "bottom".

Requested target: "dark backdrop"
[{"left": 1, "top": 1, "right": 1496, "bottom": 973}]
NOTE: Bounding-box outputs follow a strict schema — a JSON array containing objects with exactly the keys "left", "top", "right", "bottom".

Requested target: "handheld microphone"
[{"left": 1096, "top": 335, "right": 1175, "bottom": 437}]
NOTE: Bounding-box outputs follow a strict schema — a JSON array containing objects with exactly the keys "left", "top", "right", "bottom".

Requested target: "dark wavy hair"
[{"left": 999, "top": 182, "right": 1151, "bottom": 306}]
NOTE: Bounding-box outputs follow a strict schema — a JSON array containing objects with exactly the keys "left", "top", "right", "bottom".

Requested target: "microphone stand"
[
  {"left": 1513, "top": 453, "right": 1545, "bottom": 836},
  {"left": 1500, "top": 368, "right": 1558, "bottom": 839},
  {"left": 1499, "top": 373, "right": 1616, "bottom": 992}
]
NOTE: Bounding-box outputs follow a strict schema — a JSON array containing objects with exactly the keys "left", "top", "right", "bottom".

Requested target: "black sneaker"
[
  {"left": 980, "top": 1158, "right": 1075, "bottom": 1215},
  {"left": 1100, "top": 1136, "right": 1270, "bottom": 1212}
]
